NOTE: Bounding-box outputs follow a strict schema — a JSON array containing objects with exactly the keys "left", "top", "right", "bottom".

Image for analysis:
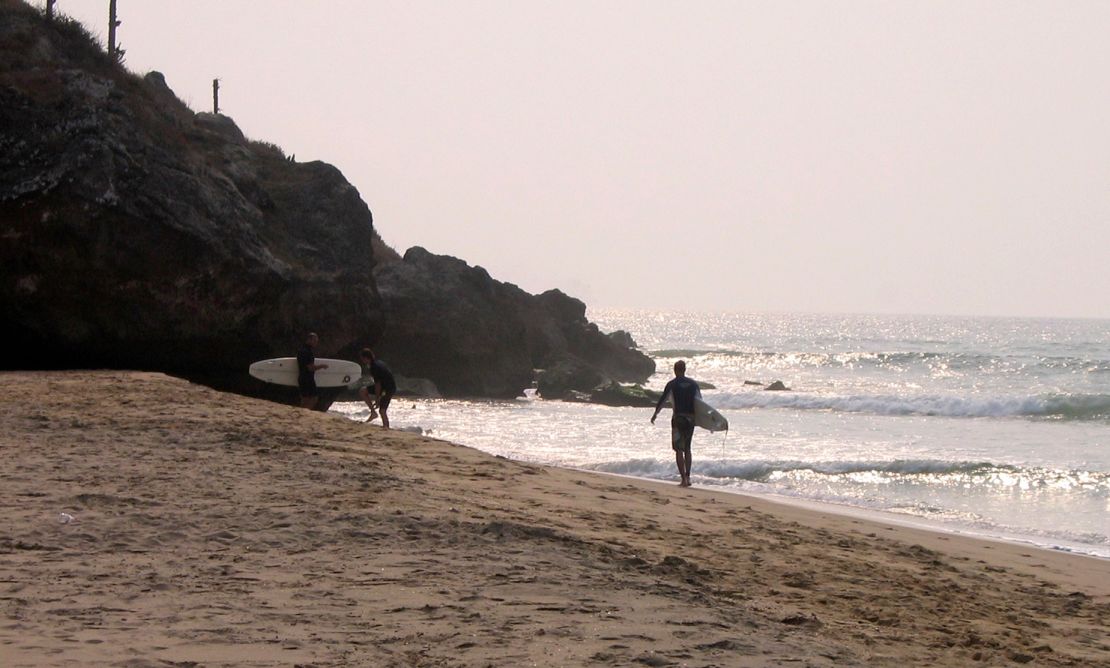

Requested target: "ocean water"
[{"left": 332, "top": 311, "right": 1110, "bottom": 558}]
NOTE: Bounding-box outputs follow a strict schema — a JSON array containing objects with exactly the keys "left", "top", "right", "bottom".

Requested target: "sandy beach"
[{"left": 1, "top": 371, "right": 1107, "bottom": 667}]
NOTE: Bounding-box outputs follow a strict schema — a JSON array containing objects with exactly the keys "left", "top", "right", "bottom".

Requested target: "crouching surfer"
[{"left": 357, "top": 348, "right": 397, "bottom": 429}]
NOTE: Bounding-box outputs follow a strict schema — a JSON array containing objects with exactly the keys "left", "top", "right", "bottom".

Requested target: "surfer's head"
[
  {"left": 305, "top": 332, "right": 319, "bottom": 348},
  {"left": 360, "top": 347, "right": 376, "bottom": 363},
  {"left": 674, "top": 360, "right": 686, "bottom": 377}
]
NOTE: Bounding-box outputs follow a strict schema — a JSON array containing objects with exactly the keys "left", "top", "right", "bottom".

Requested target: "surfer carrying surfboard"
[
  {"left": 296, "top": 332, "right": 329, "bottom": 409},
  {"left": 650, "top": 360, "right": 702, "bottom": 487}
]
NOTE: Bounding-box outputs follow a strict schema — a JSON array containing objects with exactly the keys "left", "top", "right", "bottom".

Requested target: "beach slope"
[{"left": 1, "top": 372, "right": 1106, "bottom": 666}]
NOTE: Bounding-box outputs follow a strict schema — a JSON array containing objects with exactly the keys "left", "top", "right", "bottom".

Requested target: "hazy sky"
[{"left": 56, "top": 1, "right": 1108, "bottom": 318}]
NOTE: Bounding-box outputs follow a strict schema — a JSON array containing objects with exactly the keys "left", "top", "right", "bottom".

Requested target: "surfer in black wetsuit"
[
  {"left": 651, "top": 360, "right": 702, "bottom": 487},
  {"left": 296, "top": 332, "right": 329, "bottom": 410},
  {"left": 358, "top": 348, "right": 397, "bottom": 429}
]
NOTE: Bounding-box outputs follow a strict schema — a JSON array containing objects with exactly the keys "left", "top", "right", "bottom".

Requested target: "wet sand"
[{"left": 1, "top": 371, "right": 1107, "bottom": 666}]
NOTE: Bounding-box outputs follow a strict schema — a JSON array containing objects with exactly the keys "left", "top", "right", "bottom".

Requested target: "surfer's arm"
[{"left": 651, "top": 384, "right": 672, "bottom": 423}]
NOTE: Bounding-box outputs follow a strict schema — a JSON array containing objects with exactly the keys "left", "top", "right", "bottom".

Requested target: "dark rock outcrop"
[
  {"left": 607, "top": 330, "right": 638, "bottom": 350},
  {"left": 588, "top": 382, "right": 660, "bottom": 408},
  {"left": 535, "top": 357, "right": 607, "bottom": 399},
  {"left": 373, "top": 247, "right": 654, "bottom": 398},
  {"left": 0, "top": 4, "right": 384, "bottom": 396}
]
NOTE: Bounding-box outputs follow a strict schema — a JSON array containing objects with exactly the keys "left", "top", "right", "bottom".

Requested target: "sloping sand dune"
[{"left": 1, "top": 371, "right": 1106, "bottom": 666}]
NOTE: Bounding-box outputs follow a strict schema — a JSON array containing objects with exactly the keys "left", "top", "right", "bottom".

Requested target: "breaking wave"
[
  {"left": 588, "top": 458, "right": 1110, "bottom": 495},
  {"left": 709, "top": 391, "right": 1110, "bottom": 420},
  {"left": 650, "top": 349, "right": 1110, "bottom": 374}
]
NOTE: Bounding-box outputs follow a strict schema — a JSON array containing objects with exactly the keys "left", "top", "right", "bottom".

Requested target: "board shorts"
[
  {"left": 671, "top": 414, "right": 695, "bottom": 453},
  {"left": 298, "top": 375, "right": 318, "bottom": 398},
  {"left": 378, "top": 390, "right": 394, "bottom": 412}
]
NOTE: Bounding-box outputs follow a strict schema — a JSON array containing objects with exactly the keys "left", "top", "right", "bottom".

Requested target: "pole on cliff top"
[
  {"left": 107, "top": 0, "right": 121, "bottom": 61},
  {"left": 213, "top": 79, "right": 220, "bottom": 114},
  {"left": 46, "top": 0, "right": 56, "bottom": 21}
]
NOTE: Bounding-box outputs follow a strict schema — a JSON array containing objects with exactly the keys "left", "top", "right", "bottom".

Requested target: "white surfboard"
[
  {"left": 663, "top": 395, "right": 729, "bottom": 432},
  {"left": 694, "top": 397, "right": 728, "bottom": 432},
  {"left": 248, "top": 357, "right": 362, "bottom": 388}
]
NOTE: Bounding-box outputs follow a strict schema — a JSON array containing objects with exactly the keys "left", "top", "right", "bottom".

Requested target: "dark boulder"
[
  {"left": 531, "top": 290, "right": 655, "bottom": 381},
  {"left": 608, "top": 329, "right": 639, "bottom": 350},
  {"left": 536, "top": 356, "right": 606, "bottom": 398},
  {"left": 766, "top": 380, "right": 791, "bottom": 391},
  {"left": 373, "top": 247, "right": 654, "bottom": 398},
  {"left": 371, "top": 248, "right": 535, "bottom": 398}
]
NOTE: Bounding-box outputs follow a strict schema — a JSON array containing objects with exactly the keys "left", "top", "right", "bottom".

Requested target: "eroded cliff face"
[{"left": 0, "top": 3, "right": 384, "bottom": 393}]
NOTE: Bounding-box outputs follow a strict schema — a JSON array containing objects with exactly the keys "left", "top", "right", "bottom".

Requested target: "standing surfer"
[
  {"left": 650, "top": 360, "right": 702, "bottom": 487},
  {"left": 296, "top": 332, "right": 328, "bottom": 409}
]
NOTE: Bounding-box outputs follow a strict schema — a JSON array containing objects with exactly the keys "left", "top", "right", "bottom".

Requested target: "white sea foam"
[
  {"left": 710, "top": 391, "right": 1110, "bottom": 420},
  {"left": 589, "top": 458, "right": 1109, "bottom": 493}
]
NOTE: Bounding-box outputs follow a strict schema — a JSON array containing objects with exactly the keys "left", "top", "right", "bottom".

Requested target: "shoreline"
[
  {"left": 330, "top": 397, "right": 1110, "bottom": 562},
  {"left": 576, "top": 470, "right": 1110, "bottom": 599},
  {"left": 579, "top": 468, "right": 1110, "bottom": 564},
  {"left": 3, "top": 371, "right": 1107, "bottom": 666}
]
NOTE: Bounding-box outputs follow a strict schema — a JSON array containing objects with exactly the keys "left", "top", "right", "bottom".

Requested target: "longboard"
[{"left": 248, "top": 357, "right": 362, "bottom": 388}]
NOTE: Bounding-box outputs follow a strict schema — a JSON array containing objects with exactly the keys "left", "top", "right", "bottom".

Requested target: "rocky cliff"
[
  {"left": 0, "top": 1, "right": 653, "bottom": 403},
  {"left": 1, "top": 2, "right": 384, "bottom": 395}
]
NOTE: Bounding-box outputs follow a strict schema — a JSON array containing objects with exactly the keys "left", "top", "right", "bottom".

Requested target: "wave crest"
[
  {"left": 709, "top": 391, "right": 1110, "bottom": 420},
  {"left": 589, "top": 458, "right": 1110, "bottom": 494},
  {"left": 649, "top": 349, "right": 1110, "bottom": 374}
]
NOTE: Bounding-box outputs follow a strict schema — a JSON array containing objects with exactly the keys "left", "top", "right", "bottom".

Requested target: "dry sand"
[{"left": 1, "top": 371, "right": 1107, "bottom": 667}]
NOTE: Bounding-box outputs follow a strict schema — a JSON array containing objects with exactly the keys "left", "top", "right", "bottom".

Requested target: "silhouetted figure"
[
  {"left": 650, "top": 360, "right": 702, "bottom": 487},
  {"left": 296, "top": 332, "right": 329, "bottom": 409}
]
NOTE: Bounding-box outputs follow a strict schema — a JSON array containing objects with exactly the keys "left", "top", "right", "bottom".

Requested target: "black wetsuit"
[
  {"left": 655, "top": 376, "right": 701, "bottom": 452},
  {"left": 369, "top": 359, "right": 397, "bottom": 411},
  {"left": 296, "top": 345, "right": 317, "bottom": 398}
]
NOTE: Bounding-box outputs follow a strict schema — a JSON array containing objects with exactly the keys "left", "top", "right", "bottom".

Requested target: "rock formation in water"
[{"left": 373, "top": 247, "right": 654, "bottom": 398}]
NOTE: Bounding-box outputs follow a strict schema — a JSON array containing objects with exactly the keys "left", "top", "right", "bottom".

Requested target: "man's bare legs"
[
  {"left": 675, "top": 448, "right": 691, "bottom": 487},
  {"left": 379, "top": 395, "right": 390, "bottom": 429}
]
